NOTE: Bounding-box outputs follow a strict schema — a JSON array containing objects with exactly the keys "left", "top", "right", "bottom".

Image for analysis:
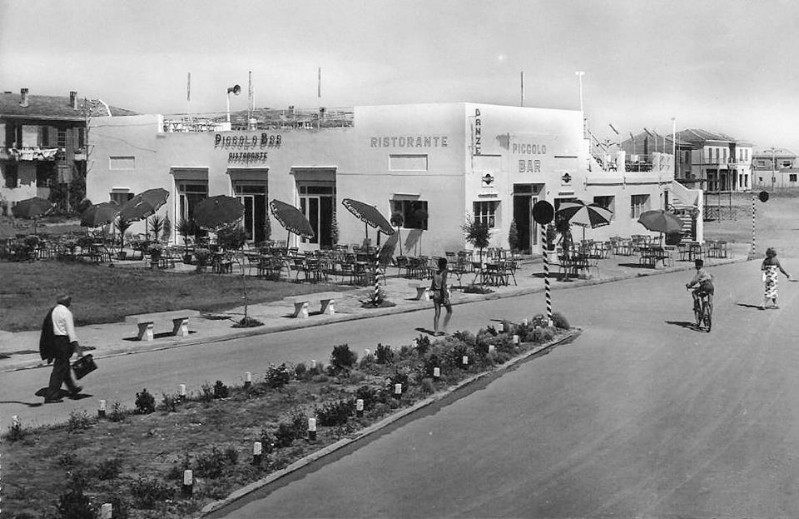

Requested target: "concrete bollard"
[
  {"left": 98, "top": 400, "right": 107, "bottom": 418},
  {"left": 244, "top": 372, "right": 252, "bottom": 389},
  {"left": 394, "top": 383, "right": 402, "bottom": 398},
  {"left": 253, "top": 441, "right": 262, "bottom": 465},
  {"left": 488, "top": 344, "right": 495, "bottom": 353},
  {"left": 12, "top": 415, "right": 20, "bottom": 429},
  {"left": 462, "top": 355, "right": 469, "bottom": 367},
  {"left": 356, "top": 398, "right": 364, "bottom": 417},
  {"left": 182, "top": 469, "right": 193, "bottom": 497},
  {"left": 412, "top": 339, "right": 418, "bottom": 348},
  {"left": 308, "top": 417, "right": 317, "bottom": 441},
  {"left": 513, "top": 334, "right": 520, "bottom": 344},
  {"left": 364, "top": 348, "right": 370, "bottom": 357},
  {"left": 433, "top": 367, "right": 440, "bottom": 379},
  {"left": 498, "top": 323, "right": 504, "bottom": 332},
  {"left": 99, "top": 503, "right": 112, "bottom": 519},
  {"left": 310, "top": 360, "right": 316, "bottom": 371},
  {"left": 179, "top": 384, "right": 187, "bottom": 401},
  {"left": 522, "top": 318, "right": 529, "bottom": 326}
]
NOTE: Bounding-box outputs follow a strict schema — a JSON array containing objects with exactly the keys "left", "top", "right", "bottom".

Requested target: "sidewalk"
[{"left": 0, "top": 245, "right": 750, "bottom": 373}]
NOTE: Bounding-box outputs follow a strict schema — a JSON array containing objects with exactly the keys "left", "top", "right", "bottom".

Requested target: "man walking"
[{"left": 41, "top": 294, "right": 83, "bottom": 403}]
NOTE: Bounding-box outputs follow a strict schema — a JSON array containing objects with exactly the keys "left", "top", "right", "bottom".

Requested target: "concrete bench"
[
  {"left": 409, "top": 282, "right": 430, "bottom": 301},
  {"left": 283, "top": 291, "right": 343, "bottom": 318},
  {"left": 125, "top": 309, "right": 201, "bottom": 341}
]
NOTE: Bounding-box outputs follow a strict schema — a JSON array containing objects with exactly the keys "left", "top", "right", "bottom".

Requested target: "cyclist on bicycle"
[{"left": 686, "top": 258, "right": 714, "bottom": 316}]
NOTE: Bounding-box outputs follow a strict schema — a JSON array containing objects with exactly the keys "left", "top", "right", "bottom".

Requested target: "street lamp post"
[{"left": 575, "top": 71, "right": 585, "bottom": 137}]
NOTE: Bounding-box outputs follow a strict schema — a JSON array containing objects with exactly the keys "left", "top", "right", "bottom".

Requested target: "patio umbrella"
[
  {"left": 556, "top": 200, "right": 613, "bottom": 241},
  {"left": 119, "top": 188, "right": 169, "bottom": 222},
  {"left": 193, "top": 195, "right": 245, "bottom": 231},
  {"left": 80, "top": 201, "right": 120, "bottom": 228},
  {"left": 342, "top": 199, "right": 395, "bottom": 245},
  {"left": 269, "top": 199, "right": 314, "bottom": 251},
  {"left": 637, "top": 209, "right": 683, "bottom": 235},
  {"left": 11, "top": 197, "right": 54, "bottom": 235}
]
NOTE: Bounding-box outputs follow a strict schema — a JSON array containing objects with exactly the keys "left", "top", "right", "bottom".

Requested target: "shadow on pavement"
[{"left": 665, "top": 320, "right": 700, "bottom": 331}]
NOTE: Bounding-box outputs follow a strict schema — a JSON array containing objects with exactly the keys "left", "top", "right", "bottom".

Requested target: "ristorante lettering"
[
  {"left": 370, "top": 135, "right": 448, "bottom": 148},
  {"left": 228, "top": 152, "right": 269, "bottom": 164}
]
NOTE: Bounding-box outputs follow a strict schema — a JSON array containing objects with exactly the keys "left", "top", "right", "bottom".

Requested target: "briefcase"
[{"left": 72, "top": 354, "right": 98, "bottom": 380}]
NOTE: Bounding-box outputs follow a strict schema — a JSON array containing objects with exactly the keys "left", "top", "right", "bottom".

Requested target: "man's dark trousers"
[{"left": 46, "top": 336, "right": 78, "bottom": 400}]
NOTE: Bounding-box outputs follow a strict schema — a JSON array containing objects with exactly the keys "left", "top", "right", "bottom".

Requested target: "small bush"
[
  {"left": 258, "top": 428, "right": 276, "bottom": 454},
  {"left": 551, "top": 312, "right": 570, "bottom": 329},
  {"left": 94, "top": 457, "right": 123, "bottom": 480},
  {"left": 375, "top": 343, "right": 394, "bottom": 364},
  {"left": 414, "top": 334, "right": 432, "bottom": 356},
  {"left": 200, "top": 382, "right": 214, "bottom": 403},
  {"left": 56, "top": 477, "right": 95, "bottom": 519},
  {"left": 135, "top": 389, "right": 156, "bottom": 414},
  {"left": 131, "top": 475, "right": 173, "bottom": 509},
  {"left": 420, "top": 377, "right": 436, "bottom": 394},
  {"left": 265, "top": 363, "right": 292, "bottom": 389},
  {"left": 67, "top": 410, "right": 94, "bottom": 433},
  {"left": 358, "top": 352, "right": 376, "bottom": 369},
  {"left": 273, "top": 422, "right": 297, "bottom": 448},
  {"left": 213, "top": 380, "right": 229, "bottom": 399},
  {"left": 330, "top": 344, "right": 358, "bottom": 372},
  {"left": 5, "top": 418, "right": 25, "bottom": 442},
  {"left": 355, "top": 385, "right": 380, "bottom": 410},
  {"left": 161, "top": 393, "right": 179, "bottom": 413},
  {"left": 109, "top": 401, "right": 126, "bottom": 422},
  {"left": 195, "top": 446, "right": 229, "bottom": 479},
  {"left": 315, "top": 399, "right": 356, "bottom": 427},
  {"left": 309, "top": 361, "right": 325, "bottom": 376},
  {"left": 294, "top": 362, "right": 308, "bottom": 380}
]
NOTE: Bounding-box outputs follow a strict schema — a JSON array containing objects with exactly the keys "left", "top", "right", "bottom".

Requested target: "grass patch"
[{"left": 0, "top": 261, "right": 354, "bottom": 332}]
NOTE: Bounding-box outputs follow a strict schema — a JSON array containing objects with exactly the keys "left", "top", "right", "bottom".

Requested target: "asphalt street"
[{"left": 217, "top": 260, "right": 799, "bottom": 518}]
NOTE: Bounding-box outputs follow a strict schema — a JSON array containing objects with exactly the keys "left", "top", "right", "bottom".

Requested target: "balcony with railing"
[{"left": 162, "top": 106, "right": 355, "bottom": 133}]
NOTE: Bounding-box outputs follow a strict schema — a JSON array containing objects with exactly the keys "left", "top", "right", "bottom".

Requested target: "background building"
[
  {"left": 0, "top": 88, "right": 135, "bottom": 214},
  {"left": 752, "top": 147, "right": 798, "bottom": 189}
]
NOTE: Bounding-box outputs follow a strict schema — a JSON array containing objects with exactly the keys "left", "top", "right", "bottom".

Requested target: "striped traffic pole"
[
  {"left": 542, "top": 226, "right": 552, "bottom": 322},
  {"left": 751, "top": 192, "right": 756, "bottom": 258},
  {"left": 374, "top": 268, "right": 380, "bottom": 305}
]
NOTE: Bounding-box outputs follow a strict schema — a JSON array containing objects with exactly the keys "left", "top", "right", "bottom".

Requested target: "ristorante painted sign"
[{"left": 369, "top": 135, "right": 449, "bottom": 148}]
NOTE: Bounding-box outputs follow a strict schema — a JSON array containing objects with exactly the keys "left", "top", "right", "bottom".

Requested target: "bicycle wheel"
[
  {"left": 703, "top": 304, "right": 712, "bottom": 332},
  {"left": 694, "top": 301, "right": 702, "bottom": 327}
]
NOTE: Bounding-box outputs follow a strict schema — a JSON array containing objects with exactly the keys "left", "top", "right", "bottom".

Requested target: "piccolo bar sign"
[{"left": 214, "top": 133, "right": 282, "bottom": 149}]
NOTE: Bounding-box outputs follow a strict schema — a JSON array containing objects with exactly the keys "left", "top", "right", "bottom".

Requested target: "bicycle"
[{"left": 689, "top": 288, "right": 712, "bottom": 332}]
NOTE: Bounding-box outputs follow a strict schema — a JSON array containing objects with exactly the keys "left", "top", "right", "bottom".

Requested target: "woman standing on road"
[
  {"left": 431, "top": 257, "right": 452, "bottom": 336},
  {"left": 761, "top": 247, "right": 790, "bottom": 309}
]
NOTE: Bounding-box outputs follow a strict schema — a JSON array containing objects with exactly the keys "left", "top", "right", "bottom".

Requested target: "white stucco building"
[{"left": 87, "top": 102, "right": 701, "bottom": 256}]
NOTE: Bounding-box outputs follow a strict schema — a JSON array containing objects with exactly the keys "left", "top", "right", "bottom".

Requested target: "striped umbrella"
[
  {"left": 556, "top": 200, "right": 613, "bottom": 242},
  {"left": 269, "top": 199, "right": 314, "bottom": 252}
]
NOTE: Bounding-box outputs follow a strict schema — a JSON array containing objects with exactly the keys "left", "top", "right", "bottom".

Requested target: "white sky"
[{"left": 1, "top": 0, "right": 798, "bottom": 150}]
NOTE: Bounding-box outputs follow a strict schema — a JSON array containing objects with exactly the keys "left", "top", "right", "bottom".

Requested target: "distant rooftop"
[
  {"left": 0, "top": 89, "right": 137, "bottom": 120},
  {"left": 162, "top": 106, "right": 354, "bottom": 132}
]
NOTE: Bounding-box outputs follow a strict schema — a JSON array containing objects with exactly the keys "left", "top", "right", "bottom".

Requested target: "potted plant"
[
  {"left": 193, "top": 247, "right": 211, "bottom": 273},
  {"left": 390, "top": 211, "right": 404, "bottom": 256},
  {"left": 508, "top": 219, "right": 520, "bottom": 253},
  {"left": 147, "top": 214, "right": 164, "bottom": 243},
  {"left": 177, "top": 218, "right": 197, "bottom": 263},
  {"left": 115, "top": 217, "right": 133, "bottom": 251},
  {"left": 462, "top": 215, "right": 491, "bottom": 288}
]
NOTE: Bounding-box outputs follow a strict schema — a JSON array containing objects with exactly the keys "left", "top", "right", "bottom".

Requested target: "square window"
[
  {"left": 630, "top": 194, "right": 650, "bottom": 218},
  {"left": 473, "top": 201, "right": 499, "bottom": 228},
  {"left": 391, "top": 199, "right": 428, "bottom": 230}
]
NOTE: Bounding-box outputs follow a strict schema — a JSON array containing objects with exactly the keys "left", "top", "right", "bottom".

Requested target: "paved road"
[{"left": 217, "top": 260, "right": 799, "bottom": 518}]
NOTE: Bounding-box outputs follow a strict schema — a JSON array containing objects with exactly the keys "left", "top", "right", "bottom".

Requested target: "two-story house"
[
  {"left": 751, "top": 147, "right": 798, "bottom": 189},
  {"left": 0, "top": 88, "right": 135, "bottom": 214}
]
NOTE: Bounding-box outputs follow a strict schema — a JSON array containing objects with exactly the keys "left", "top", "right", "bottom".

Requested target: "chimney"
[
  {"left": 20, "top": 88, "right": 29, "bottom": 107},
  {"left": 70, "top": 91, "right": 78, "bottom": 110}
]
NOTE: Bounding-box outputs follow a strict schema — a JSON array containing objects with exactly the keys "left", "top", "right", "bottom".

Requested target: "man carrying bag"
[{"left": 39, "top": 294, "right": 84, "bottom": 403}]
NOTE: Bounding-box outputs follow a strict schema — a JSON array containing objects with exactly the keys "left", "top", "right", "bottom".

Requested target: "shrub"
[
  {"left": 109, "top": 401, "right": 126, "bottom": 422},
  {"left": 131, "top": 476, "right": 173, "bottom": 509},
  {"left": 213, "top": 380, "right": 229, "bottom": 399},
  {"left": 294, "top": 362, "right": 308, "bottom": 380},
  {"left": 56, "top": 477, "right": 95, "bottom": 519},
  {"left": 135, "top": 389, "right": 156, "bottom": 414},
  {"left": 358, "top": 352, "right": 376, "bottom": 370},
  {"left": 217, "top": 225, "right": 247, "bottom": 251},
  {"left": 161, "top": 393, "right": 179, "bottom": 413},
  {"left": 200, "top": 382, "right": 214, "bottom": 403},
  {"left": 273, "top": 422, "right": 297, "bottom": 448},
  {"left": 94, "top": 457, "right": 123, "bottom": 480},
  {"left": 420, "top": 377, "right": 436, "bottom": 394},
  {"left": 5, "top": 418, "right": 25, "bottom": 442},
  {"left": 258, "top": 428, "right": 276, "bottom": 454},
  {"left": 355, "top": 385, "right": 381, "bottom": 410},
  {"left": 531, "top": 314, "right": 548, "bottom": 328},
  {"left": 375, "top": 343, "right": 394, "bottom": 364},
  {"left": 329, "top": 344, "right": 358, "bottom": 372},
  {"left": 265, "top": 363, "right": 292, "bottom": 389},
  {"left": 308, "top": 361, "right": 325, "bottom": 376},
  {"left": 67, "top": 410, "right": 94, "bottom": 433},
  {"left": 195, "top": 446, "right": 230, "bottom": 479},
  {"left": 414, "top": 334, "right": 431, "bottom": 356},
  {"left": 316, "top": 399, "right": 356, "bottom": 427},
  {"left": 551, "top": 312, "right": 570, "bottom": 330}
]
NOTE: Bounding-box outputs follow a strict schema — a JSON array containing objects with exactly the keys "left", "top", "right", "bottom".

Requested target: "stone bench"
[
  {"left": 283, "top": 291, "right": 343, "bottom": 318},
  {"left": 409, "top": 282, "right": 430, "bottom": 301},
  {"left": 125, "top": 309, "right": 201, "bottom": 341}
]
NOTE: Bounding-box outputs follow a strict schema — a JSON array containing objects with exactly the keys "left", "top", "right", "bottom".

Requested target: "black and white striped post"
[
  {"left": 532, "top": 200, "right": 555, "bottom": 324},
  {"left": 751, "top": 191, "right": 770, "bottom": 259},
  {"left": 374, "top": 269, "right": 380, "bottom": 306}
]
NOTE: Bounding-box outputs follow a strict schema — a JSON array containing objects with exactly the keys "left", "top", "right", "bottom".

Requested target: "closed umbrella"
[
  {"left": 193, "top": 195, "right": 245, "bottom": 231},
  {"left": 269, "top": 199, "right": 314, "bottom": 252},
  {"left": 556, "top": 200, "right": 613, "bottom": 242},
  {"left": 119, "top": 188, "right": 169, "bottom": 222},
  {"left": 342, "top": 198, "right": 395, "bottom": 245},
  {"left": 80, "top": 201, "right": 120, "bottom": 228},
  {"left": 11, "top": 197, "right": 54, "bottom": 235}
]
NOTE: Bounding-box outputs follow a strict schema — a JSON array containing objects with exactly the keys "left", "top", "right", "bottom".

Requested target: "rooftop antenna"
[
  {"left": 248, "top": 71, "right": 253, "bottom": 121},
  {"left": 520, "top": 71, "right": 524, "bottom": 107},
  {"left": 186, "top": 72, "right": 192, "bottom": 123}
]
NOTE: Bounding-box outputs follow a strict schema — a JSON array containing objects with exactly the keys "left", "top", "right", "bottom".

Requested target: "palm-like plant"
[
  {"left": 115, "top": 217, "right": 133, "bottom": 249},
  {"left": 148, "top": 214, "right": 164, "bottom": 243},
  {"left": 462, "top": 215, "right": 491, "bottom": 287}
]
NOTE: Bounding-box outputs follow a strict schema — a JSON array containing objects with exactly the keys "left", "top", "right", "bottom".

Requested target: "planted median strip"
[{"left": 3, "top": 313, "right": 573, "bottom": 518}]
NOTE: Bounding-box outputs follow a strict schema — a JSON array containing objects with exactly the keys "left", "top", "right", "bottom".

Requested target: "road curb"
[{"left": 199, "top": 328, "right": 582, "bottom": 517}]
